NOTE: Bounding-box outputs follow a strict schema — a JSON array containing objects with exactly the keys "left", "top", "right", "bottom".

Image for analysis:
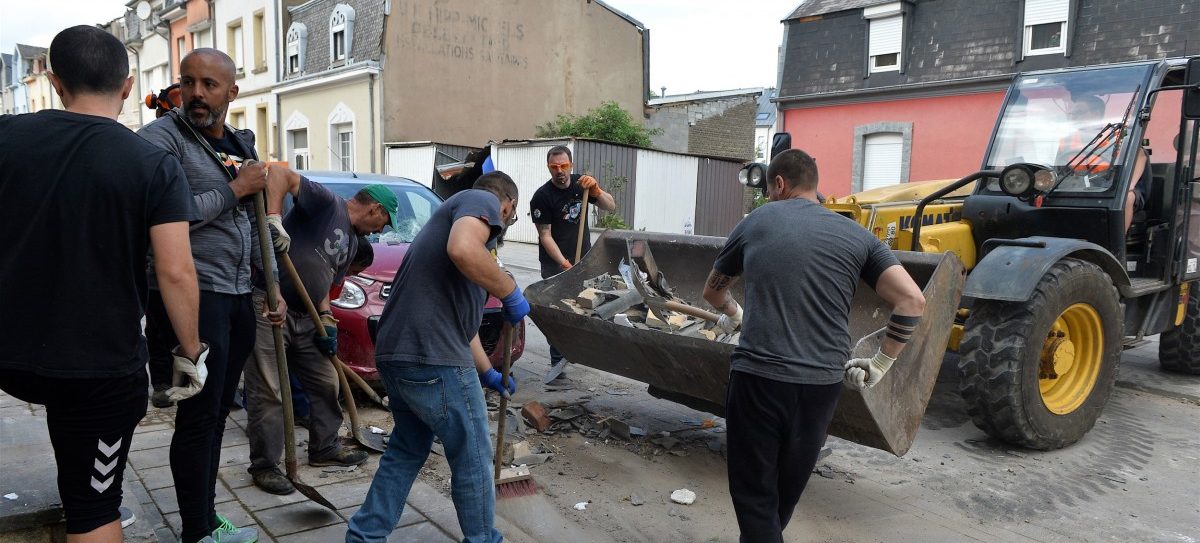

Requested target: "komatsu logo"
[{"left": 898, "top": 209, "right": 962, "bottom": 230}]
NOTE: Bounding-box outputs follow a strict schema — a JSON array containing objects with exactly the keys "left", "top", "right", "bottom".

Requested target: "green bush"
[{"left": 536, "top": 101, "right": 661, "bottom": 148}]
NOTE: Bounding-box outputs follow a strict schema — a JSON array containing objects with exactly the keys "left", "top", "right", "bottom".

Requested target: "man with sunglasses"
[{"left": 529, "top": 145, "right": 616, "bottom": 377}]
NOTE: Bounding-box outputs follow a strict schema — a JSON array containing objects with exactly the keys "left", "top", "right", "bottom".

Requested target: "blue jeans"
[{"left": 346, "top": 363, "right": 502, "bottom": 543}]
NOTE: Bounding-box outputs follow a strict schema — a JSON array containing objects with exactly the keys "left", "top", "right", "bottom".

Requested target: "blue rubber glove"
[
  {"left": 480, "top": 368, "right": 517, "bottom": 397},
  {"left": 501, "top": 285, "right": 530, "bottom": 325},
  {"left": 314, "top": 324, "right": 338, "bottom": 356}
]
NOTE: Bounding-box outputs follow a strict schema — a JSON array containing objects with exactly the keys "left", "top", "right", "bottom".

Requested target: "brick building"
[
  {"left": 777, "top": 0, "right": 1200, "bottom": 196},
  {"left": 645, "top": 88, "right": 762, "bottom": 161}
]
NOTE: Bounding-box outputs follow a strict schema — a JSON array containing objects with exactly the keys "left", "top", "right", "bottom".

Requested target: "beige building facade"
[
  {"left": 276, "top": 68, "right": 382, "bottom": 171},
  {"left": 216, "top": 0, "right": 280, "bottom": 160},
  {"left": 382, "top": 0, "right": 648, "bottom": 147}
]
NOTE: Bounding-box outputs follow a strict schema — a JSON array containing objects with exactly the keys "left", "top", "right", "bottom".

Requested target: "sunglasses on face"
[{"left": 548, "top": 162, "right": 572, "bottom": 173}]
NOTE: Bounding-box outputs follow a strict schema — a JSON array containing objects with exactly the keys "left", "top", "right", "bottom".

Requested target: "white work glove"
[
  {"left": 265, "top": 213, "right": 290, "bottom": 253},
  {"left": 166, "top": 342, "right": 210, "bottom": 402},
  {"left": 716, "top": 302, "right": 743, "bottom": 334},
  {"left": 844, "top": 350, "right": 897, "bottom": 390}
]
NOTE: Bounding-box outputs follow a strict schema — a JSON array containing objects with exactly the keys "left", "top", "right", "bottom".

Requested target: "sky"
[{"left": 0, "top": 0, "right": 799, "bottom": 93}]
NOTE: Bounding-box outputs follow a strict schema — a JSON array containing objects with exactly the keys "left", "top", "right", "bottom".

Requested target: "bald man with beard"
[{"left": 138, "top": 48, "right": 278, "bottom": 543}]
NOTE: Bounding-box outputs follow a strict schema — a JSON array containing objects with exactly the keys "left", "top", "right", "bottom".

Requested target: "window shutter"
[
  {"left": 1025, "top": 0, "right": 1068, "bottom": 25},
  {"left": 863, "top": 133, "right": 904, "bottom": 191},
  {"left": 869, "top": 15, "right": 902, "bottom": 57}
]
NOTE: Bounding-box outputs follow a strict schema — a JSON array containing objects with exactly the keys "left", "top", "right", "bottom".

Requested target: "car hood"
[
  {"left": 358, "top": 240, "right": 504, "bottom": 310},
  {"left": 359, "top": 241, "right": 409, "bottom": 283}
]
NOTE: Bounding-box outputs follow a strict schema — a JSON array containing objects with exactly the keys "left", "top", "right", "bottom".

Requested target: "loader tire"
[
  {"left": 1159, "top": 282, "right": 1200, "bottom": 374},
  {"left": 957, "top": 258, "right": 1122, "bottom": 450}
]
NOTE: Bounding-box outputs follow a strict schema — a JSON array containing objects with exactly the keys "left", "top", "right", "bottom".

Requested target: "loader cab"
[{"left": 967, "top": 58, "right": 1200, "bottom": 291}]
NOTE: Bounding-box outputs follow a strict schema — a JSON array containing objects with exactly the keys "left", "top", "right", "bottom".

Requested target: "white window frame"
[
  {"left": 329, "top": 4, "right": 356, "bottom": 64},
  {"left": 176, "top": 37, "right": 188, "bottom": 64},
  {"left": 1024, "top": 0, "right": 1068, "bottom": 56},
  {"left": 227, "top": 20, "right": 244, "bottom": 73},
  {"left": 288, "top": 128, "right": 309, "bottom": 169},
  {"left": 284, "top": 110, "right": 310, "bottom": 170},
  {"left": 335, "top": 126, "right": 354, "bottom": 172},
  {"left": 865, "top": 3, "right": 903, "bottom": 74},
  {"left": 286, "top": 23, "right": 308, "bottom": 76},
  {"left": 328, "top": 102, "right": 356, "bottom": 172}
]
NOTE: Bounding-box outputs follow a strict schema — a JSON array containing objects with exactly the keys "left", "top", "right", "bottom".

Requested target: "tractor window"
[{"left": 984, "top": 65, "right": 1152, "bottom": 194}]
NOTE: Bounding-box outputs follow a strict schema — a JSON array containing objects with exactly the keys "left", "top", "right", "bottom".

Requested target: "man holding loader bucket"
[
  {"left": 347, "top": 172, "right": 527, "bottom": 543},
  {"left": 243, "top": 167, "right": 394, "bottom": 495},
  {"left": 138, "top": 48, "right": 271, "bottom": 543},
  {"left": 702, "top": 149, "right": 926, "bottom": 542},
  {"left": 530, "top": 145, "right": 616, "bottom": 378}
]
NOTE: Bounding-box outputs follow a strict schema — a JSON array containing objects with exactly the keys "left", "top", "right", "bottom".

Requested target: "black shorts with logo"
[{"left": 0, "top": 369, "right": 147, "bottom": 534}]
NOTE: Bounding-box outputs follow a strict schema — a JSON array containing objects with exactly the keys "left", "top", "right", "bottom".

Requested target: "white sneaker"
[{"left": 118, "top": 506, "right": 135, "bottom": 528}]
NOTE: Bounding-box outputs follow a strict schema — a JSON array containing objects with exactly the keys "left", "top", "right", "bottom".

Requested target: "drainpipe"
[
  {"left": 126, "top": 44, "right": 142, "bottom": 126},
  {"left": 367, "top": 70, "right": 376, "bottom": 171}
]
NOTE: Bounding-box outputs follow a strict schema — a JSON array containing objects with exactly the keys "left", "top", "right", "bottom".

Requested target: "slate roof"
[
  {"left": 16, "top": 44, "right": 47, "bottom": 59},
  {"left": 786, "top": 0, "right": 894, "bottom": 19}
]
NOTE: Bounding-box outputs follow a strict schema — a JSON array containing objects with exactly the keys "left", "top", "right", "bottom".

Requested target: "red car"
[{"left": 297, "top": 171, "right": 524, "bottom": 386}]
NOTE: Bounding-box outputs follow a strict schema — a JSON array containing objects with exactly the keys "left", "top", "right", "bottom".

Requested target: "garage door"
[{"left": 862, "top": 132, "right": 904, "bottom": 191}]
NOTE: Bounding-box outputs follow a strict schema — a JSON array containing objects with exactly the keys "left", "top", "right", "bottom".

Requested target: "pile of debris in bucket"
[{"left": 556, "top": 266, "right": 739, "bottom": 344}]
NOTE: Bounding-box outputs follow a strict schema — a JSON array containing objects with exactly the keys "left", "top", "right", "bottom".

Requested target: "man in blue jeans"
[{"left": 347, "top": 172, "right": 527, "bottom": 543}]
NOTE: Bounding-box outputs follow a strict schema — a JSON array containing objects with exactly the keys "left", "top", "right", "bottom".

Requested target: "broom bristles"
[{"left": 496, "top": 477, "right": 539, "bottom": 499}]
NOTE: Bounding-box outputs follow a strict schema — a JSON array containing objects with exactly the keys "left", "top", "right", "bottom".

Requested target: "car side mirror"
[{"left": 1184, "top": 57, "right": 1200, "bottom": 120}]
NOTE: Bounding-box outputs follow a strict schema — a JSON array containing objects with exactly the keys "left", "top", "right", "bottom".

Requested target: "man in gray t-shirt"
[
  {"left": 348, "top": 173, "right": 529, "bottom": 543},
  {"left": 703, "top": 149, "right": 926, "bottom": 542},
  {"left": 241, "top": 169, "right": 395, "bottom": 496}
]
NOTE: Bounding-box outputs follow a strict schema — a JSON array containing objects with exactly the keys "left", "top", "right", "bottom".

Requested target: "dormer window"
[
  {"left": 1024, "top": 0, "right": 1069, "bottom": 56},
  {"left": 286, "top": 22, "right": 307, "bottom": 76},
  {"left": 329, "top": 4, "right": 356, "bottom": 65},
  {"left": 864, "top": 2, "right": 904, "bottom": 74}
]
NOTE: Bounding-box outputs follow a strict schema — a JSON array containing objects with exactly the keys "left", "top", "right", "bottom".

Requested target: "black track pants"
[{"left": 725, "top": 371, "right": 842, "bottom": 543}]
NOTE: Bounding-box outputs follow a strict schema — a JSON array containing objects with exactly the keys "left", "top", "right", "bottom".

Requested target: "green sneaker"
[{"left": 210, "top": 514, "right": 257, "bottom": 543}]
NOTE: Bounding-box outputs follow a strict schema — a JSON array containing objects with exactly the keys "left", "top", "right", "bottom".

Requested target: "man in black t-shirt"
[
  {"left": 0, "top": 26, "right": 202, "bottom": 542},
  {"left": 528, "top": 145, "right": 616, "bottom": 373},
  {"left": 703, "top": 149, "right": 926, "bottom": 542}
]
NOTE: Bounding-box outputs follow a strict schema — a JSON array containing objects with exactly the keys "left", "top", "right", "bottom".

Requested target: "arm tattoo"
[
  {"left": 706, "top": 270, "right": 733, "bottom": 291},
  {"left": 536, "top": 224, "right": 551, "bottom": 234}
]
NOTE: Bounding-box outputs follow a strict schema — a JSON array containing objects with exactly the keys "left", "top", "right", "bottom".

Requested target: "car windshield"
[
  {"left": 296, "top": 180, "right": 442, "bottom": 244},
  {"left": 983, "top": 65, "right": 1151, "bottom": 193}
]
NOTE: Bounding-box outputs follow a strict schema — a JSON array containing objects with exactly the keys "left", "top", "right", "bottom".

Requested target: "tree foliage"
[{"left": 536, "top": 101, "right": 661, "bottom": 148}]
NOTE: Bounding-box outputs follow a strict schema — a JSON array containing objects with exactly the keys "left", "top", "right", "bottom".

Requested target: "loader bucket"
[{"left": 525, "top": 230, "right": 965, "bottom": 456}]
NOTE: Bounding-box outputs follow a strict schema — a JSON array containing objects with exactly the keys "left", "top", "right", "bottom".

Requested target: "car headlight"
[
  {"left": 331, "top": 280, "right": 366, "bottom": 309},
  {"left": 1000, "top": 165, "right": 1033, "bottom": 196}
]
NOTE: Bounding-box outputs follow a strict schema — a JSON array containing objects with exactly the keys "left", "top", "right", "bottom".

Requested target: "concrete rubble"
[{"left": 558, "top": 273, "right": 740, "bottom": 344}]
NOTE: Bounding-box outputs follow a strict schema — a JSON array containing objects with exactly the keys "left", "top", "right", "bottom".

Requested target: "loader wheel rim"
[{"left": 1039, "top": 303, "right": 1103, "bottom": 415}]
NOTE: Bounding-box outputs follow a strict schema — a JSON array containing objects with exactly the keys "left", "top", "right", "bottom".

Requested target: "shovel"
[
  {"left": 251, "top": 191, "right": 337, "bottom": 511},
  {"left": 277, "top": 251, "right": 386, "bottom": 453}
]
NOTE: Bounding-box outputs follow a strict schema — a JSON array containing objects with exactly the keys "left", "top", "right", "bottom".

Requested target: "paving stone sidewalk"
[{"left": 0, "top": 389, "right": 472, "bottom": 543}]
